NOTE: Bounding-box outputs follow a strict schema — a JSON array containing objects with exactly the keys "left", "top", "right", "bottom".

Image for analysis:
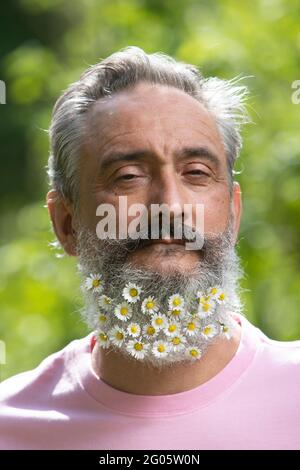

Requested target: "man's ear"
[
  {"left": 231, "top": 181, "right": 242, "bottom": 245},
  {"left": 47, "top": 190, "right": 77, "bottom": 256}
]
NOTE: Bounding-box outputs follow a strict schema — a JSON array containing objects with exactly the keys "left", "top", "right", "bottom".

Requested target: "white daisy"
[
  {"left": 151, "top": 313, "right": 168, "bottom": 330},
  {"left": 85, "top": 273, "right": 104, "bottom": 293},
  {"left": 142, "top": 324, "right": 159, "bottom": 340},
  {"left": 201, "top": 323, "right": 218, "bottom": 339},
  {"left": 222, "top": 324, "right": 233, "bottom": 340},
  {"left": 164, "top": 320, "right": 181, "bottom": 337},
  {"left": 168, "top": 294, "right": 185, "bottom": 310},
  {"left": 216, "top": 291, "right": 226, "bottom": 304},
  {"left": 198, "top": 300, "right": 215, "bottom": 319},
  {"left": 127, "top": 340, "right": 149, "bottom": 360},
  {"left": 98, "top": 312, "right": 108, "bottom": 324},
  {"left": 141, "top": 296, "right": 159, "bottom": 315},
  {"left": 108, "top": 326, "right": 126, "bottom": 347},
  {"left": 184, "top": 318, "right": 200, "bottom": 337},
  {"left": 169, "top": 334, "right": 187, "bottom": 352},
  {"left": 168, "top": 307, "right": 185, "bottom": 319},
  {"left": 98, "top": 295, "right": 112, "bottom": 309},
  {"left": 186, "top": 346, "right": 202, "bottom": 361},
  {"left": 122, "top": 283, "right": 142, "bottom": 303},
  {"left": 97, "top": 330, "right": 110, "bottom": 349},
  {"left": 114, "top": 302, "right": 133, "bottom": 322},
  {"left": 127, "top": 322, "right": 141, "bottom": 337},
  {"left": 152, "top": 340, "right": 170, "bottom": 359}
]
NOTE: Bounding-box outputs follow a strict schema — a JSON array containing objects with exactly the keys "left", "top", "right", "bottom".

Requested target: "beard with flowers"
[{"left": 76, "top": 217, "right": 244, "bottom": 369}]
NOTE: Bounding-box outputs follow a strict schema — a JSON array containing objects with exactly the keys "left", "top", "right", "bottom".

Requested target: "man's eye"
[
  {"left": 186, "top": 170, "right": 208, "bottom": 176},
  {"left": 118, "top": 174, "right": 139, "bottom": 180}
]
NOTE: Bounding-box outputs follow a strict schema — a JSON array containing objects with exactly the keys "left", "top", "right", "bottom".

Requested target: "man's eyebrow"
[
  {"left": 175, "top": 146, "right": 221, "bottom": 168},
  {"left": 99, "top": 146, "right": 221, "bottom": 171},
  {"left": 100, "top": 150, "right": 152, "bottom": 170}
]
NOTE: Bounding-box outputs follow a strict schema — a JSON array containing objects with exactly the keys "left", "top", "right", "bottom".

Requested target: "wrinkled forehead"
[{"left": 83, "top": 82, "right": 225, "bottom": 158}]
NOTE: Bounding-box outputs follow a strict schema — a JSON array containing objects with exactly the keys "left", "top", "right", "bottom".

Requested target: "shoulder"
[
  {"left": 243, "top": 316, "right": 300, "bottom": 381},
  {"left": 0, "top": 334, "right": 92, "bottom": 407}
]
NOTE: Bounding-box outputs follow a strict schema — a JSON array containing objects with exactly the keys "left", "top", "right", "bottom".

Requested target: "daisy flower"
[
  {"left": 141, "top": 296, "right": 159, "bottom": 315},
  {"left": 85, "top": 273, "right": 104, "bottom": 293},
  {"left": 127, "top": 322, "right": 141, "bottom": 338},
  {"left": 97, "top": 330, "right": 110, "bottom": 349},
  {"left": 168, "top": 294, "right": 185, "bottom": 310},
  {"left": 151, "top": 313, "right": 168, "bottom": 330},
  {"left": 108, "top": 326, "right": 126, "bottom": 347},
  {"left": 122, "top": 283, "right": 142, "bottom": 303},
  {"left": 186, "top": 346, "right": 202, "bottom": 361},
  {"left": 164, "top": 320, "right": 181, "bottom": 337},
  {"left": 201, "top": 324, "right": 218, "bottom": 339},
  {"left": 152, "top": 340, "right": 170, "bottom": 359},
  {"left": 127, "top": 340, "right": 149, "bottom": 360},
  {"left": 198, "top": 301, "right": 215, "bottom": 319},
  {"left": 184, "top": 318, "right": 200, "bottom": 337},
  {"left": 98, "top": 295, "right": 112, "bottom": 309},
  {"left": 98, "top": 312, "right": 108, "bottom": 324},
  {"left": 222, "top": 324, "right": 233, "bottom": 340},
  {"left": 114, "top": 302, "right": 133, "bottom": 322},
  {"left": 168, "top": 307, "right": 185, "bottom": 319},
  {"left": 142, "top": 324, "right": 159, "bottom": 340},
  {"left": 216, "top": 292, "right": 226, "bottom": 304},
  {"left": 169, "top": 334, "right": 187, "bottom": 352}
]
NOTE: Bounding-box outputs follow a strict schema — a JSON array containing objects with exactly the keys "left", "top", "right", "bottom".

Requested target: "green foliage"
[{"left": 1, "top": 0, "right": 300, "bottom": 380}]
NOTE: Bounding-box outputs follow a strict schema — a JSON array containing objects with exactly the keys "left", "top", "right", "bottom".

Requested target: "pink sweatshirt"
[{"left": 0, "top": 314, "right": 299, "bottom": 450}]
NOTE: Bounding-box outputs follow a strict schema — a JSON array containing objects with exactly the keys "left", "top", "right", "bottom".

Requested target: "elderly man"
[{"left": 0, "top": 47, "right": 299, "bottom": 450}]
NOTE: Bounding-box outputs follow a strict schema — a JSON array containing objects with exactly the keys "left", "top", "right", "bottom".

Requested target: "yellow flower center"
[
  {"left": 92, "top": 279, "right": 100, "bottom": 288},
  {"left": 99, "top": 315, "right": 107, "bottom": 322},
  {"left": 204, "top": 326, "right": 211, "bottom": 335},
  {"left": 171, "top": 309, "right": 181, "bottom": 316},
  {"left": 120, "top": 307, "right": 128, "bottom": 316},
  {"left": 129, "top": 288, "right": 138, "bottom": 297},
  {"left": 131, "top": 326, "right": 138, "bottom": 333},
  {"left": 146, "top": 326, "right": 156, "bottom": 335},
  {"left": 168, "top": 324, "right": 177, "bottom": 332},
  {"left": 104, "top": 297, "right": 111, "bottom": 305},
  {"left": 187, "top": 322, "right": 196, "bottom": 330},
  {"left": 155, "top": 318, "right": 163, "bottom": 325},
  {"left": 116, "top": 332, "right": 124, "bottom": 340},
  {"left": 146, "top": 301, "right": 154, "bottom": 309},
  {"left": 223, "top": 326, "right": 229, "bottom": 333},
  {"left": 190, "top": 349, "right": 199, "bottom": 357},
  {"left": 173, "top": 298, "right": 181, "bottom": 306},
  {"left": 219, "top": 293, "right": 225, "bottom": 301},
  {"left": 211, "top": 287, "right": 218, "bottom": 295},
  {"left": 158, "top": 344, "right": 166, "bottom": 353},
  {"left": 99, "top": 333, "right": 107, "bottom": 341},
  {"left": 134, "top": 343, "right": 143, "bottom": 351},
  {"left": 172, "top": 337, "right": 181, "bottom": 345},
  {"left": 202, "top": 303, "right": 210, "bottom": 312}
]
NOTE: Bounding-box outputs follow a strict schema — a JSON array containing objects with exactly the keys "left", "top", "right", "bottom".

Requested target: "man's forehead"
[
  {"left": 84, "top": 82, "right": 223, "bottom": 156},
  {"left": 87, "top": 82, "right": 212, "bottom": 125}
]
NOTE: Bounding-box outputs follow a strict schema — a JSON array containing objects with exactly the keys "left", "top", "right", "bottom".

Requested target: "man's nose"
[{"left": 149, "top": 172, "right": 185, "bottom": 217}]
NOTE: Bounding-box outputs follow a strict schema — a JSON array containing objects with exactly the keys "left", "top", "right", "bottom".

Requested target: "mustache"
[{"left": 102, "top": 218, "right": 205, "bottom": 253}]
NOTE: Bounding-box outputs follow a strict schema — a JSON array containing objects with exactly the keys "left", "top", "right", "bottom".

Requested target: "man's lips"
[
  {"left": 150, "top": 239, "right": 185, "bottom": 246},
  {"left": 135, "top": 238, "right": 186, "bottom": 250}
]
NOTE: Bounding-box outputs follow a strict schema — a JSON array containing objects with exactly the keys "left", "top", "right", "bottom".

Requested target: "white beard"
[{"left": 76, "top": 225, "right": 243, "bottom": 368}]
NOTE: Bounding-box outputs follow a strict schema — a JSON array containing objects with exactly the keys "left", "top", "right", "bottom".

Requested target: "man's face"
[{"left": 78, "top": 82, "right": 238, "bottom": 273}]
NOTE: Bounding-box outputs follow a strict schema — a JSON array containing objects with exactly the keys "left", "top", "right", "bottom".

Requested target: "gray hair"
[{"left": 48, "top": 46, "right": 250, "bottom": 204}]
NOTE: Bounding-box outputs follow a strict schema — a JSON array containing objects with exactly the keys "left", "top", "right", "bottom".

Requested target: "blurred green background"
[{"left": 0, "top": 0, "right": 300, "bottom": 381}]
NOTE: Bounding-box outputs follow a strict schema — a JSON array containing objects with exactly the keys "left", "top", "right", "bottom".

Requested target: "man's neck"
[{"left": 91, "top": 323, "right": 242, "bottom": 395}]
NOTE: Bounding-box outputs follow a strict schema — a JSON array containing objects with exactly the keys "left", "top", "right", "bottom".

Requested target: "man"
[{"left": 0, "top": 46, "right": 299, "bottom": 450}]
